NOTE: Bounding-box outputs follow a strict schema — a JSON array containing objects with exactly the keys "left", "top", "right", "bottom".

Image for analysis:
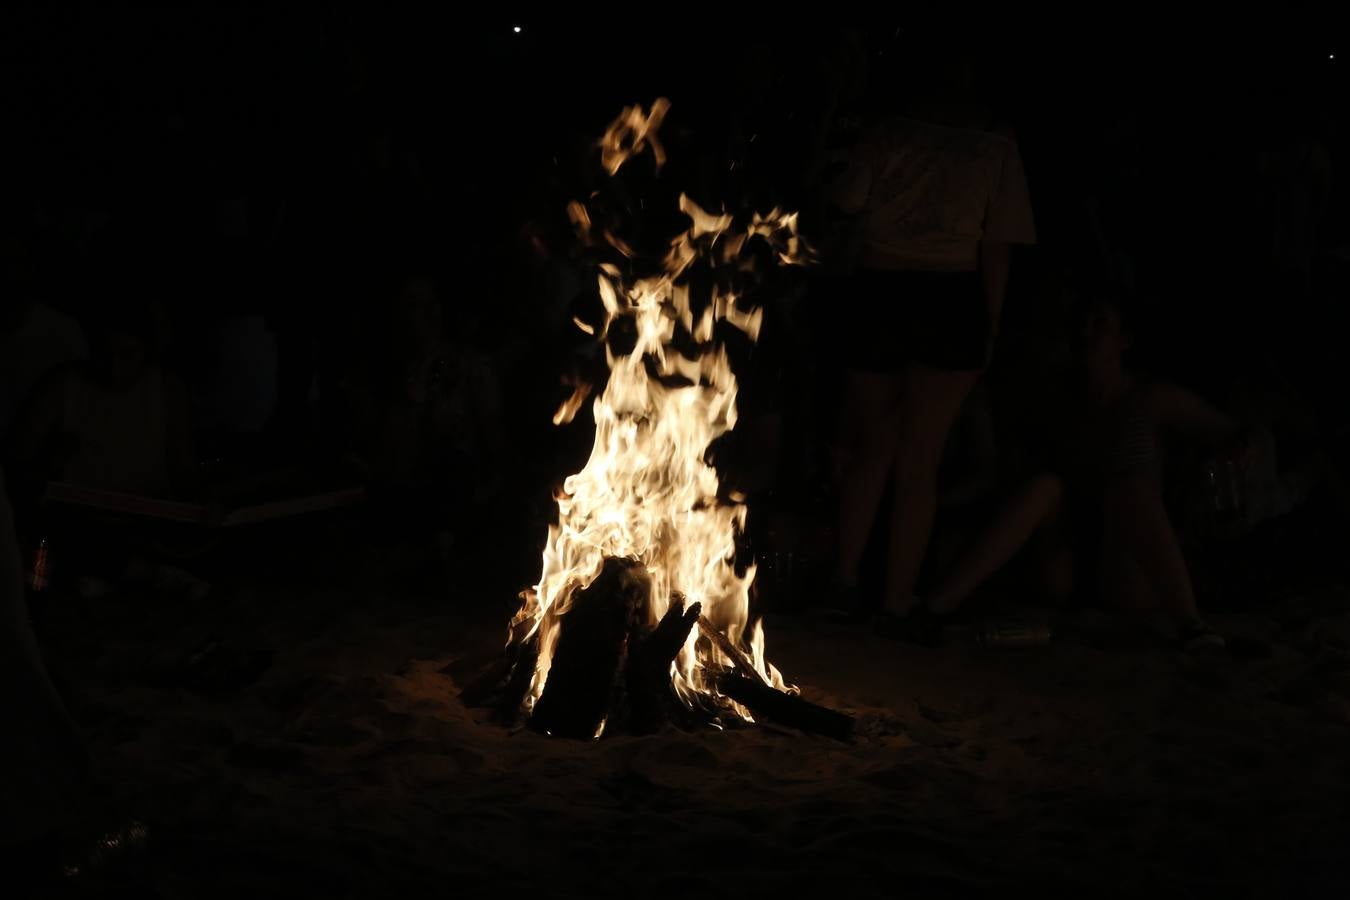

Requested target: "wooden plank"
[
  {"left": 43, "top": 481, "right": 365, "bottom": 527},
  {"left": 43, "top": 482, "right": 213, "bottom": 524}
]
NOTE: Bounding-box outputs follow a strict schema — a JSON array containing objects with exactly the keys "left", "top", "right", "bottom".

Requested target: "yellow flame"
[
  {"left": 598, "top": 98, "right": 670, "bottom": 175},
  {"left": 552, "top": 381, "right": 593, "bottom": 426},
  {"left": 511, "top": 100, "right": 810, "bottom": 720}
]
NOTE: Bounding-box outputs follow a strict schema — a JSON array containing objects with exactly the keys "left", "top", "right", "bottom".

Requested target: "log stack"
[{"left": 462, "top": 556, "right": 854, "bottom": 741}]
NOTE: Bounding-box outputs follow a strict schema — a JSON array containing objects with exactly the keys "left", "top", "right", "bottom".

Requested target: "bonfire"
[{"left": 474, "top": 100, "right": 849, "bottom": 740}]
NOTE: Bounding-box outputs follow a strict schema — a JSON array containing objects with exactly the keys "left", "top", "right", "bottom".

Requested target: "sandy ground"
[{"left": 28, "top": 527, "right": 1350, "bottom": 898}]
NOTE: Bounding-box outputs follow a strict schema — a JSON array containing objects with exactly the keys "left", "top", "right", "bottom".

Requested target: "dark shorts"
[{"left": 838, "top": 269, "right": 989, "bottom": 372}]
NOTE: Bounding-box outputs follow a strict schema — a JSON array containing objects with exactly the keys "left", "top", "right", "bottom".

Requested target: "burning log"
[
  {"left": 461, "top": 573, "right": 709, "bottom": 736},
  {"left": 624, "top": 595, "right": 702, "bottom": 734},
  {"left": 696, "top": 615, "right": 769, "bottom": 686},
  {"left": 717, "top": 673, "right": 855, "bottom": 742},
  {"left": 528, "top": 558, "right": 647, "bottom": 739},
  {"left": 516, "top": 554, "right": 852, "bottom": 741}
]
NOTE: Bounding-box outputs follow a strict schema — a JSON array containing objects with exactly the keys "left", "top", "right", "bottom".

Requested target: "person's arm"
[
  {"left": 6, "top": 370, "right": 68, "bottom": 479},
  {"left": 1104, "top": 474, "right": 1203, "bottom": 624},
  {"left": 980, "top": 134, "right": 1036, "bottom": 356},
  {"left": 470, "top": 360, "right": 507, "bottom": 459},
  {"left": 980, "top": 241, "right": 1012, "bottom": 347},
  {"left": 468, "top": 360, "right": 508, "bottom": 506},
  {"left": 162, "top": 374, "right": 199, "bottom": 497}
]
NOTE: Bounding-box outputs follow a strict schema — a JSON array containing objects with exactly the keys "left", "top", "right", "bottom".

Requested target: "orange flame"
[
  {"left": 598, "top": 97, "right": 670, "bottom": 175},
  {"left": 511, "top": 99, "right": 810, "bottom": 721}
]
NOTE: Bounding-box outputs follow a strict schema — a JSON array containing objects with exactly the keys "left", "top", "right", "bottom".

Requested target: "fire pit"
[{"left": 470, "top": 100, "right": 850, "bottom": 741}]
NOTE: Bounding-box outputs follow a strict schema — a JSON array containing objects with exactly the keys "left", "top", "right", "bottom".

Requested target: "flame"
[
  {"left": 598, "top": 97, "right": 670, "bottom": 175},
  {"left": 510, "top": 100, "right": 810, "bottom": 722}
]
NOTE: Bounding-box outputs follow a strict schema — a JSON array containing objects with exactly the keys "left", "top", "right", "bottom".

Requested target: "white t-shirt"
[{"left": 834, "top": 116, "right": 1037, "bottom": 272}]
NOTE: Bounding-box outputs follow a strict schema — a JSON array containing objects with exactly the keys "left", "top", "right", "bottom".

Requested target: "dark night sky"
[{"left": 3, "top": 9, "right": 1346, "bottom": 385}]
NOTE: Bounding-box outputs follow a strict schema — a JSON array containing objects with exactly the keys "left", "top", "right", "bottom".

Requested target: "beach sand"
[{"left": 31, "top": 532, "right": 1350, "bottom": 897}]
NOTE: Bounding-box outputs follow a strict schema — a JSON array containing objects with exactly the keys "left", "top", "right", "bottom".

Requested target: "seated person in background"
[
  {"left": 922, "top": 380, "right": 1003, "bottom": 574},
  {"left": 918, "top": 293, "right": 1246, "bottom": 651},
  {"left": 348, "top": 276, "right": 506, "bottom": 538},
  {"left": 9, "top": 301, "right": 196, "bottom": 501},
  {"left": 937, "top": 380, "right": 1003, "bottom": 509},
  {"left": 0, "top": 295, "right": 87, "bottom": 445}
]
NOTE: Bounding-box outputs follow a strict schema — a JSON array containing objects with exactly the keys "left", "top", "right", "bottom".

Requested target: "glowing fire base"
[{"left": 468, "top": 555, "right": 851, "bottom": 740}]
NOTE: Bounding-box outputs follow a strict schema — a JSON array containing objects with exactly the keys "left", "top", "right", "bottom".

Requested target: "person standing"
[{"left": 825, "top": 37, "right": 1036, "bottom": 626}]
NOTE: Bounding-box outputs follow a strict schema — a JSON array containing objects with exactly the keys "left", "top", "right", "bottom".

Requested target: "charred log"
[
  {"left": 471, "top": 556, "right": 853, "bottom": 741},
  {"left": 717, "top": 673, "right": 854, "bottom": 742},
  {"left": 457, "top": 628, "right": 539, "bottom": 727},
  {"left": 528, "top": 558, "right": 647, "bottom": 739},
  {"left": 624, "top": 597, "right": 702, "bottom": 734},
  {"left": 697, "top": 615, "right": 768, "bottom": 685}
]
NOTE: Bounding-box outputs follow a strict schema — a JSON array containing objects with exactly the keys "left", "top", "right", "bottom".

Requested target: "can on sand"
[{"left": 975, "top": 615, "right": 1052, "bottom": 648}]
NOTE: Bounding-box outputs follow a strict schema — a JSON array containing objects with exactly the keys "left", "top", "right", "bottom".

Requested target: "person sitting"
[
  {"left": 5, "top": 300, "right": 206, "bottom": 599},
  {"left": 917, "top": 293, "right": 1245, "bottom": 651},
  {"left": 346, "top": 276, "right": 506, "bottom": 546},
  {"left": 0, "top": 295, "right": 87, "bottom": 445},
  {"left": 9, "top": 301, "right": 196, "bottom": 500}
]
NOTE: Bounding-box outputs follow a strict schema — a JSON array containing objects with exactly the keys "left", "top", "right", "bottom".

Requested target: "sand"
[{"left": 28, "top": 530, "right": 1350, "bottom": 898}]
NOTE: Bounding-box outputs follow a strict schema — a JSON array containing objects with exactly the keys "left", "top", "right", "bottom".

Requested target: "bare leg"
[
  {"left": 1102, "top": 475, "right": 1202, "bottom": 624},
  {"left": 834, "top": 371, "right": 904, "bottom": 586},
  {"left": 883, "top": 363, "right": 981, "bottom": 614},
  {"left": 927, "top": 473, "right": 1066, "bottom": 614},
  {"left": 1031, "top": 515, "right": 1076, "bottom": 605}
]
